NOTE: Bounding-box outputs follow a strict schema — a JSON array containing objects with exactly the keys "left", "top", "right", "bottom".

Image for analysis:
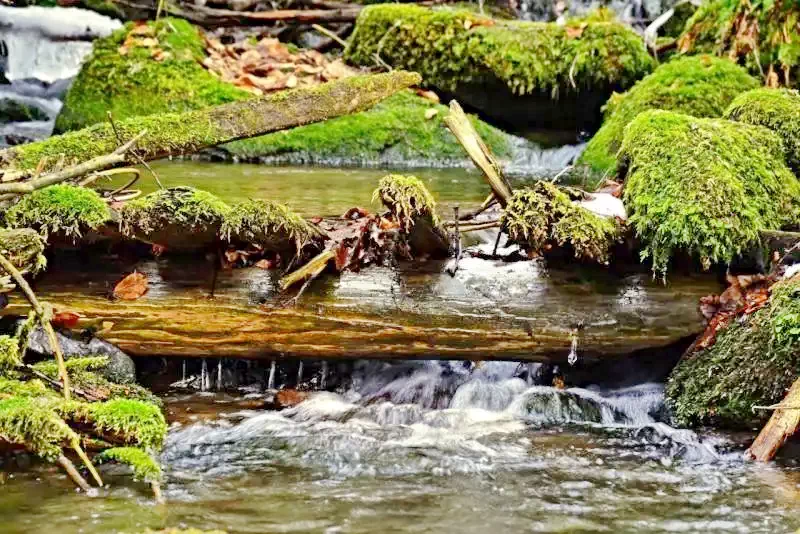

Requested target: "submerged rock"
[
  {"left": 345, "top": 4, "right": 654, "bottom": 131},
  {"left": 618, "top": 110, "right": 800, "bottom": 276},
  {"left": 577, "top": 55, "right": 759, "bottom": 176},
  {"left": 667, "top": 276, "right": 800, "bottom": 429}
]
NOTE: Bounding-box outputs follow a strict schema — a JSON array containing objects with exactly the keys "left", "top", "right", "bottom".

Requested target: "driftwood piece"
[
  {"left": 0, "top": 72, "right": 421, "bottom": 175},
  {"left": 747, "top": 378, "right": 800, "bottom": 462}
]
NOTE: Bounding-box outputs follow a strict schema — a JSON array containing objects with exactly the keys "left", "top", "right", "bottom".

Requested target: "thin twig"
[
  {"left": 57, "top": 454, "right": 92, "bottom": 492},
  {"left": 311, "top": 23, "right": 348, "bottom": 47},
  {"left": 107, "top": 113, "right": 164, "bottom": 189}
]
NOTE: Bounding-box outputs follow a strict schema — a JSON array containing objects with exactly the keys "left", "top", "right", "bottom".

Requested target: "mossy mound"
[
  {"left": 666, "top": 276, "right": 800, "bottom": 428},
  {"left": 0, "top": 99, "right": 49, "bottom": 124},
  {"left": 54, "top": 17, "right": 509, "bottom": 165},
  {"left": 345, "top": 5, "right": 653, "bottom": 98},
  {"left": 374, "top": 174, "right": 439, "bottom": 231},
  {"left": 725, "top": 88, "right": 800, "bottom": 174},
  {"left": 54, "top": 18, "right": 247, "bottom": 133},
  {"left": 578, "top": 55, "right": 759, "bottom": 176},
  {"left": 678, "top": 0, "right": 799, "bottom": 88},
  {"left": 619, "top": 110, "right": 800, "bottom": 276},
  {"left": 4, "top": 185, "right": 111, "bottom": 241},
  {"left": 221, "top": 90, "right": 511, "bottom": 165},
  {"left": 221, "top": 199, "right": 323, "bottom": 254},
  {"left": 501, "top": 182, "right": 620, "bottom": 265},
  {"left": 0, "top": 228, "right": 47, "bottom": 276},
  {"left": 120, "top": 187, "right": 230, "bottom": 250}
]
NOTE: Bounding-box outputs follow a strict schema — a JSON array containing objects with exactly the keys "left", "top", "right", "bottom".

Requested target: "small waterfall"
[
  {"left": 517, "top": 0, "right": 677, "bottom": 24},
  {"left": 0, "top": 6, "right": 120, "bottom": 145}
]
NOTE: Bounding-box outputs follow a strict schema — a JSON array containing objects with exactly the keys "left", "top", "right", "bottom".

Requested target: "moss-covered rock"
[
  {"left": 4, "top": 185, "right": 111, "bottom": 241},
  {"left": 119, "top": 187, "right": 230, "bottom": 250},
  {"left": 501, "top": 181, "right": 620, "bottom": 265},
  {"left": 345, "top": 4, "right": 654, "bottom": 129},
  {"left": 678, "top": 0, "right": 800, "bottom": 87},
  {"left": 221, "top": 199, "right": 323, "bottom": 254},
  {"left": 725, "top": 88, "right": 800, "bottom": 174},
  {"left": 666, "top": 276, "right": 800, "bottom": 428},
  {"left": 0, "top": 99, "right": 49, "bottom": 124},
  {"left": 619, "top": 110, "right": 800, "bottom": 276},
  {"left": 54, "top": 17, "right": 509, "bottom": 166},
  {"left": 374, "top": 174, "right": 439, "bottom": 231},
  {"left": 578, "top": 55, "right": 759, "bottom": 175},
  {"left": 0, "top": 228, "right": 47, "bottom": 275}
]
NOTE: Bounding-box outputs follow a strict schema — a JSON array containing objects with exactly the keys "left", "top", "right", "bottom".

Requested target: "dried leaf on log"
[{"left": 113, "top": 272, "right": 148, "bottom": 301}]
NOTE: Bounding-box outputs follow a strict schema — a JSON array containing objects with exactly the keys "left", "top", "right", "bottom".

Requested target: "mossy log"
[
  {"left": 0, "top": 253, "right": 720, "bottom": 363},
  {"left": 0, "top": 71, "right": 421, "bottom": 175}
]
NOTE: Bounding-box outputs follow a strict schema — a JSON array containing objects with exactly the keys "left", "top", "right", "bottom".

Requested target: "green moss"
[
  {"left": 222, "top": 91, "right": 511, "bottom": 163},
  {"left": 120, "top": 187, "right": 230, "bottom": 246},
  {"left": 666, "top": 277, "right": 800, "bottom": 428},
  {"left": 0, "top": 396, "right": 79, "bottom": 460},
  {"left": 0, "top": 229, "right": 47, "bottom": 276},
  {"left": 96, "top": 447, "right": 162, "bottom": 482},
  {"left": 619, "top": 110, "right": 800, "bottom": 276},
  {"left": 373, "top": 174, "right": 439, "bottom": 231},
  {"left": 725, "top": 88, "right": 800, "bottom": 174},
  {"left": 33, "top": 356, "right": 109, "bottom": 376},
  {"left": 0, "top": 377, "right": 51, "bottom": 398},
  {"left": 678, "top": 0, "right": 800, "bottom": 87},
  {"left": 501, "top": 181, "right": 619, "bottom": 265},
  {"left": 0, "top": 336, "right": 21, "bottom": 372},
  {"left": 578, "top": 55, "right": 759, "bottom": 175},
  {"left": 345, "top": 5, "right": 654, "bottom": 99},
  {"left": 221, "top": 199, "right": 322, "bottom": 253},
  {"left": 55, "top": 18, "right": 247, "bottom": 133},
  {"left": 69, "top": 398, "right": 167, "bottom": 449},
  {"left": 0, "top": 99, "right": 48, "bottom": 124},
  {"left": 4, "top": 185, "right": 111, "bottom": 240}
]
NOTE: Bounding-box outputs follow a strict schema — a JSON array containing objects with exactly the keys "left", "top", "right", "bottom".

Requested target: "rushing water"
[{"left": 2, "top": 361, "right": 799, "bottom": 533}]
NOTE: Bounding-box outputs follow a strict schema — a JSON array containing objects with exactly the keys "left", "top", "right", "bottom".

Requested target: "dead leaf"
[
  {"left": 416, "top": 89, "right": 440, "bottom": 103},
  {"left": 424, "top": 108, "right": 439, "bottom": 120},
  {"left": 255, "top": 259, "right": 275, "bottom": 269},
  {"left": 565, "top": 24, "right": 587, "bottom": 39},
  {"left": 151, "top": 244, "right": 167, "bottom": 257},
  {"left": 139, "top": 37, "right": 159, "bottom": 48},
  {"left": 113, "top": 272, "right": 148, "bottom": 301},
  {"left": 51, "top": 311, "right": 81, "bottom": 329}
]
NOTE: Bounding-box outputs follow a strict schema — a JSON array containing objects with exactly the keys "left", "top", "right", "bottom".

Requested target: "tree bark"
[
  {"left": 0, "top": 71, "right": 421, "bottom": 175},
  {"left": 747, "top": 378, "right": 800, "bottom": 462}
]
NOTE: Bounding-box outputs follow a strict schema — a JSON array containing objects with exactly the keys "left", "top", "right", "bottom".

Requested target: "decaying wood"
[
  {"left": 444, "top": 100, "right": 513, "bottom": 206},
  {"left": 0, "top": 72, "right": 421, "bottom": 175},
  {"left": 747, "top": 378, "right": 800, "bottom": 462},
  {"left": 57, "top": 453, "right": 93, "bottom": 493}
]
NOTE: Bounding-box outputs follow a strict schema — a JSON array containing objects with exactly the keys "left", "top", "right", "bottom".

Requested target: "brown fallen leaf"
[
  {"left": 113, "top": 272, "right": 148, "bottom": 301},
  {"left": 255, "top": 259, "right": 275, "bottom": 270},
  {"left": 51, "top": 311, "right": 81, "bottom": 329},
  {"left": 565, "top": 24, "right": 587, "bottom": 39}
]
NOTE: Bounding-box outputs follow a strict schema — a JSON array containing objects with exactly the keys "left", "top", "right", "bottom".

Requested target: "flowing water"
[{"left": 1, "top": 361, "right": 799, "bottom": 533}]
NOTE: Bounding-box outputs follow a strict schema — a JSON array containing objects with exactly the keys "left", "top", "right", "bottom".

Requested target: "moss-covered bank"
[
  {"left": 678, "top": 0, "right": 800, "bottom": 87},
  {"left": 619, "top": 110, "right": 800, "bottom": 276},
  {"left": 578, "top": 55, "right": 759, "bottom": 175},
  {"left": 667, "top": 276, "right": 800, "bottom": 428},
  {"left": 345, "top": 4, "right": 654, "bottom": 129},
  {"left": 54, "top": 17, "right": 509, "bottom": 165},
  {"left": 724, "top": 88, "right": 800, "bottom": 175}
]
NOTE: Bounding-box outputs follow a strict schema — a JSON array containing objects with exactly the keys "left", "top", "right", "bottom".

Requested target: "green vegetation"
[
  {"left": 678, "top": 0, "right": 799, "bottom": 87},
  {"left": 501, "top": 182, "right": 620, "bottom": 265},
  {"left": 0, "top": 229, "right": 47, "bottom": 275},
  {"left": 725, "top": 88, "right": 800, "bottom": 174},
  {"left": 578, "top": 55, "right": 759, "bottom": 175},
  {"left": 374, "top": 175, "right": 440, "bottom": 231},
  {"left": 0, "top": 396, "right": 81, "bottom": 460},
  {"left": 55, "top": 18, "right": 247, "bottom": 133},
  {"left": 345, "top": 4, "right": 654, "bottom": 98},
  {"left": 0, "top": 99, "right": 48, "bottom": 124},
  {"left": 97, "top": 447, "right": 163, "bottom": 482},
  {"left": 120, "top": 187, "right": 230, "bottom": 247},
  {"left": 4, "top": 185, "right": 111, "bottom": 241},
  {"left": 619, "top": 110, "right": 800, "bottom": 276},
  {"left": 667, "top": 276, "right": 800, "bottom": 428},
  {"left": 221, "top": 199, "right": 322, "bottom": 254},
  {"left": 223, "top": 91, "right": 511, "bottom": 163},
  {"left": 68, "top": 398, "right": 167, "bottom": 449}
]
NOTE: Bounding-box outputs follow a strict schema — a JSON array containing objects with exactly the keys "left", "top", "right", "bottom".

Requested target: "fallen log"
[
  {"left": 0, "top": 71, "right": 421, "bottom": 176},
  {"left": 0, "top": 252, "right": 720, "bottom": 362},
  {"left": 747, "top": 377, "right": 800, "bottom": 462}
]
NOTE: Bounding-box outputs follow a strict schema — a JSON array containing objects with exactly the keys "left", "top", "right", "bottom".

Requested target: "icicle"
[
  {"left": 216, "top": 359, "right": 223, "bottom": 391},
  {"left": 201, "top": 358, "right": 208, "bottom": 391},
  {"left": 296, "top": 361, "right": 304, "bottom": 386},
  {"left": 267, "top": 359, "right": 276, "bottom": 390},
  {"left": 181, "top": 359, "right": 187, "bottom": 382},
  {"left": 320, "top": 361, "right": 328, "bottom": 390}
]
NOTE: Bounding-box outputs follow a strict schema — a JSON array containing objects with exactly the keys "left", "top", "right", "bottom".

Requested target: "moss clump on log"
[
  {"left": 55, "top": 18, "right": 248, "bottom": 133},
  {"left": 619, "top": 110, "right": 800, "bottom": 276},
  {"left": 222, "top": 91, "right": 511, "bottom": 164},
  {"left": 374, "top": 175, "right": 439, "bottom": 231},
  {"left": 96, "top": 446, "right": 162, "bottom": 482},
  {"left": 345, "top": 4, "right": 654, "bottom": 99},
  {"left": 578, "top": 55, "right": 759, "bottom": 175},
  {"left": 3, "top": 70, "right": 422, "bottom": 174},
  {"left": 120, "top": 187, "right": 230, "bottom": 249},
  {"left": 667, "top": 277, "right": 800, "bottom": 428},
  {"left": 0, "top": 229, "right": 47, "bottom": 276},
  {"left": 4, "top": 185, "right": 111, "bottom": 240},
  {"left": 725, "top": 88, "right": 800, "bottom": 174},
  {"left": 221, "top": 199, "right": 322, "bottom": 254},
  {"left": 501, "top": 182, "right": 620, "bottom": 265},
  {"left": 0, "top": 396, "right": 81, "bottom": 460},
  {"left": 678, "top": 0, "right": 800, "bottom": 87},
  {"left": 68, "top": 398, "right": 167, "bottom": 449}
]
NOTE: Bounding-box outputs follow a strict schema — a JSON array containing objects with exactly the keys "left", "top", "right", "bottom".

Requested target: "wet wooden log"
[
  {"left": 747, "top": 378, "right": 800, "bottom": 462},
  {"left": 0, "top": 71, "right": 421, "bottom": 176},
  {"left": 0, "top": 253, "right": 720, "bottom": 363}
]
